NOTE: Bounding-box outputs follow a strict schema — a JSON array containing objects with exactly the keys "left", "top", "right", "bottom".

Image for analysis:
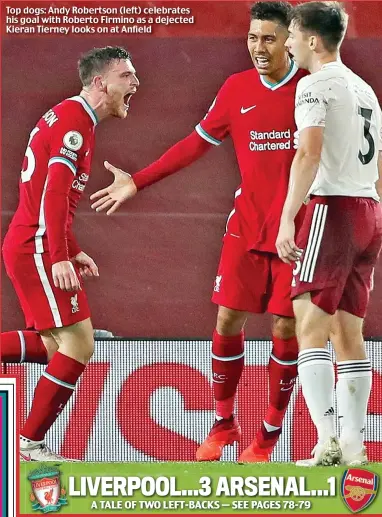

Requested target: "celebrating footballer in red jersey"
[
  {"left": 3, "top": 98, "right": 96, "bottom": 330},
  {"left": 2, "top": 46, "right": 139, "bottom": 461},
  {"left": 91, "top": 2, "right": 306, "bottom": 463}
]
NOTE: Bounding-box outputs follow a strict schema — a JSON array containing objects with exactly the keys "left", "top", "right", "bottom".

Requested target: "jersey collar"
[
  {"left": 69, "top": 96, "right": 98, "bottom": 126},
  {"left": 260, "top": 60, "right": 299, "bottom": 91},
  {"left": 320, "top": 60, "right": 344, "bottom": 71}
]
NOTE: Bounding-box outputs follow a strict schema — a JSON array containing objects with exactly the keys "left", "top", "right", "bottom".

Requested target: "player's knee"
[
  {"left": 75, "top": 330, "right": 94, "bottom": 363},
  {"left": 329, "top": 317, "right": 344, "bottom": 348},
  {"left": 39, "top": 333, "right": 59, "bottom": 361},
  {"left": 330, "top": 313, "right": 364, "bottom": 360},
  {"left": 60, "top": 337, "right": 94, "bottom": 364},
  {"left": 81, "top": 338, "right": 94, "bottom": 363},
  {"left": 216, "top": 307, "right": 247, "bottom": 336},
  {"left": 45, "top": 341, "right": 59, "bottom": 361},
  {"left": 272, "top": 316, "right": 296, "bottom": 340},
  {"left": 53, "top": 318, "right": 95, "bottom": 364}
]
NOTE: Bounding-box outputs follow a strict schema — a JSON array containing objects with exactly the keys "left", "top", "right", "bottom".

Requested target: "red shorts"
[
  {"left": 3, "top": 250, "right": 91, "bottom": 331},
  {"left": 292, "top": 196, "right": 382, "bottom": 317},
  {"left": 212, "top": 234, "right": 294, "bottom": 317}
]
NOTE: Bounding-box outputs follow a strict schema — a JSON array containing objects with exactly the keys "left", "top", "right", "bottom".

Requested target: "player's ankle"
[
  {"left": 340, "top": 435, "right": 364, "bottom": 454},
  {"left": 264, "top": 406, "right": 285, "bottom": 428},
  {"left": 20, "top": 435, "right": 44, "bottom": 447}
]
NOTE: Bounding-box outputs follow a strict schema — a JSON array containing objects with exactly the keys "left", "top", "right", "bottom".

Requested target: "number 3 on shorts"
[{"left": 21, "top": 127, "right": 40, "bottom": 183}]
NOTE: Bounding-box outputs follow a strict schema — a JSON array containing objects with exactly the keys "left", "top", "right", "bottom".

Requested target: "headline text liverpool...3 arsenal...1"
[{"left": 68, "top": 475, "right": 337, "bottom": 497}]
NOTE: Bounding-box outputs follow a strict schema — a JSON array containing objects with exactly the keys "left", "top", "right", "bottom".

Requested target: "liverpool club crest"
[{"left": 28, "top": 466, "right": 68, "bottom": 513}]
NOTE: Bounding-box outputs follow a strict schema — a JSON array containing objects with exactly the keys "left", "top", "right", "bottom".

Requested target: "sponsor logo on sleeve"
[
  {"left": 295, "top": 91, "right": 320, "bottom": 107},
  {"left": 59, "top": 147, "right": 78, "bottom": 161},
  {"left": 63, "top": 131, "right": 83, "bottom": 151},
  {"left": 72, "top": 173, "right": 89, "bottom": 192}
]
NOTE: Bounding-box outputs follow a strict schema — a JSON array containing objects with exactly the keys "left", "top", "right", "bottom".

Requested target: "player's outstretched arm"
[
  {"left": 90, "top": 161, "right": 138, "bottom": 215},
  {"left": 90, "top": 131, "right": 212, "bottom": 215}
]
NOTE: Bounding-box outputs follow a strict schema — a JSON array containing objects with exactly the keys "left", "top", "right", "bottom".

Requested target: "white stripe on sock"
[
  {"left": 42, "top": 372, "right": 75, "bottom": 390},
  {"left": 18, "top": 331, "right": 26, "bottom": 363},
  {"left": 211, "top": 351, "right": 245, "bottom": 362},
  {"left": 263, "top": 421, "right": 281, "bottom": 432},
  {"left": 270, "top": 353, "right": 297, "bottom": 366}
]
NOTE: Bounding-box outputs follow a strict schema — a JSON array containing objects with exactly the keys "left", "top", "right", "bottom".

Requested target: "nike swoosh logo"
[
  {"left": 280, "top": 386, "right": 294, "bottom": 391},
  {"left": 20, "top": 452, "right": 32, "bottom": 461},
  {"left": 240, "top": 105, "right": 257, "bottom": 114}
]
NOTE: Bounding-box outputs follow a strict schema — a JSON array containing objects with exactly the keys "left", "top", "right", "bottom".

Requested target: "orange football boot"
[
  {"left": 196, "top": 416, "right": 241, "bottom": 461},
  {"left": 238, "top": 438, "right": 273, "bottom": 463},
  {"left": 238, "top": 424, "right": 282, "bottom": 462}
]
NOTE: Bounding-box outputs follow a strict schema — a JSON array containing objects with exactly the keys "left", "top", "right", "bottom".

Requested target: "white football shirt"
[{"left": 295, "top": 61, "right": 381, "bottom": 200}]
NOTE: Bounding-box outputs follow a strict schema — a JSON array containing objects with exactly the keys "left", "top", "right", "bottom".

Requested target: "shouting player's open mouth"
[
  {"left": 254, "top": 55, "right": 271, "bottom": 71},
  {"left": 124, "top": 89, "right": 137, "bottom": 111}
]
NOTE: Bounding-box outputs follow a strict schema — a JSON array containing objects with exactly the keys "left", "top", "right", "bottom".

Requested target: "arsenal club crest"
[
  {"left": 341, "top": 468, "right": 379, "bottom": 513},
  {"left": 28, "top": 466, "right": 68, "bottom": 513}
]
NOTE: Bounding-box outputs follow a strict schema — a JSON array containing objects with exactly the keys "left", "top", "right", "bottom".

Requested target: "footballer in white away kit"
[{"left": 276, "top": 2, "right": 382, "bottom": 466}]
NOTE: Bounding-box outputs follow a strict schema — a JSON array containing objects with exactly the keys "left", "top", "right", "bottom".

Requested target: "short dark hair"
[
  {"left": 78, "top": 46, "right": 132, "bottom": 86},
  {"left": 290, "top": 2, "right": 348, "bottom": 52},
  {"left": 250, "top": 1, "right": 293, "bottom": 28}
]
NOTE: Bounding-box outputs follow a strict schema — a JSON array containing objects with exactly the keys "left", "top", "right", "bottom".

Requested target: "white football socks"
[
  {"left": 298, "top": 348, "right": 336, "bottom": 443},
  {"left": 336, "top": 359, "right": 372, "bottom": 452}
]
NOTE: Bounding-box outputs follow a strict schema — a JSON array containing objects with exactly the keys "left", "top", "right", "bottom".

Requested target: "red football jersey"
[
  {"left": 196, "top": 62, "right": 306, "bottom": 253},
  {"left": 3, "top": 96, "right": 97, "bottom": 263}
]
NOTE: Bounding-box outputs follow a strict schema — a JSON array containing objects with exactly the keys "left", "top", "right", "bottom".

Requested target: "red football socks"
[
  {"left": 1, "top": 330, "right": 48, "bottom": 364},
  {"left": 22, "top": 351, "right": 85, "bottom": 441},
  {"left": 212, "top": 330, "right": 245, "bottom": 419},
  {"left": 258, "top": 336, "right": 298, "bottom": 447}
]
